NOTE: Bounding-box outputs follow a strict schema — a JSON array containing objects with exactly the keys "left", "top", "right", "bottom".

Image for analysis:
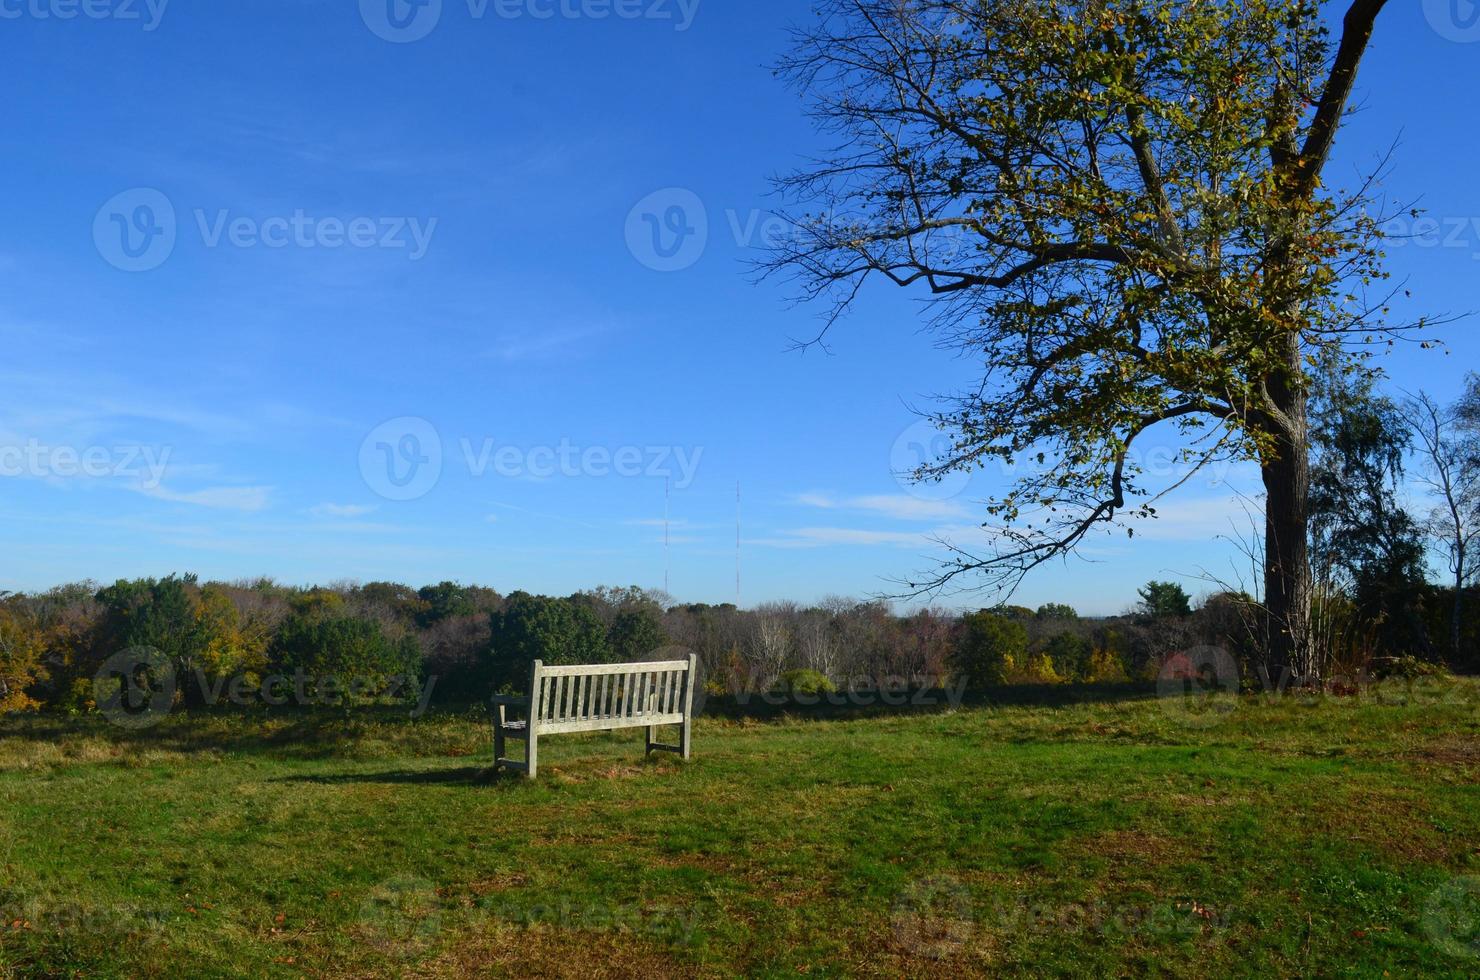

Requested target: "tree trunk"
[
  {"left": 1454, "top": 560, "right": 1465, "bottom": 666},
  {"left": 1261, "top": 343, "right": 1313, "bottom": 683}
]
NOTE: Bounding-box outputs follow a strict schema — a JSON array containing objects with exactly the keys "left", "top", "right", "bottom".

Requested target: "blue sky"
[{"left": 1, "top": 1, "right": 1476, "bottom": 615}]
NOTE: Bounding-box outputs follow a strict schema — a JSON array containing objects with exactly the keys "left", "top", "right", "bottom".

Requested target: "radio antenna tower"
[{"left": 735, "top": 481, "right": 742, "bottom": 607}]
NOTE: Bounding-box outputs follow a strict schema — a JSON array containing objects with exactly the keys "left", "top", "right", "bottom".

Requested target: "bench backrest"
[{"left": 529, "top": 656, "right": 696, "bottom": 736}]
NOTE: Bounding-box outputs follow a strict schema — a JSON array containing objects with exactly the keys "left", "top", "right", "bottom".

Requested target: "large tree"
[{"left": 768, "top": 0, "right": 1416, "bottom": 678}]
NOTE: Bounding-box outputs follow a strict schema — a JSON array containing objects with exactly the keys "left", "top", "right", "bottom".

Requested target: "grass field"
[{"left": 1, "top": 682, "right": 1478, "bottom": 978}]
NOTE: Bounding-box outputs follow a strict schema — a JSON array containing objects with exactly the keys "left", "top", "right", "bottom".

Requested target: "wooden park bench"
[{"left": 490, "top": 655, "right": 698, "bottom": 779}]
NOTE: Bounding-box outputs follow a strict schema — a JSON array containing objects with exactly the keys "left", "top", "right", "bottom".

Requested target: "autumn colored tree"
[
  {"left": 0, "top": 597, "right": 46, "bottom": 713},
  {"left": 770, "top": 0, "right": 1411, "bottom": 680}
]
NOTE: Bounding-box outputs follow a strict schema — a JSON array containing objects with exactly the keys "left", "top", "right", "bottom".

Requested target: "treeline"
[
  {"left": 0, "top": 578, "right": 1220, "bottom": 713},
  {"left": 6, "top": 572, "right": 1473, "bottom": 717}
]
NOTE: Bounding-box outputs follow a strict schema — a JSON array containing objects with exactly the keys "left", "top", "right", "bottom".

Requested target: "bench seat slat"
[
  {"left": 541, "top": 712, "right": 686, "bottom": 735},
  {"left": 540, "top": 660, "right": 691, "bottom": 678}
]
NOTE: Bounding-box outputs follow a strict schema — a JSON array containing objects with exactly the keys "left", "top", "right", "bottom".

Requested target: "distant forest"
[{"left": 1, "top": 570, "right": 1475, "bottom": 717}]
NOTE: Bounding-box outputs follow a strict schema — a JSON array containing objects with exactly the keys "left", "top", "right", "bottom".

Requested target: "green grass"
[{"left": 1, "top": 683, "right": 1477, "bottom": 978}]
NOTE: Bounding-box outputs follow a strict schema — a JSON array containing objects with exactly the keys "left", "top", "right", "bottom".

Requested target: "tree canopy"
[{"left": 770, "top": 0, "right": 1408, "bottom": 678}]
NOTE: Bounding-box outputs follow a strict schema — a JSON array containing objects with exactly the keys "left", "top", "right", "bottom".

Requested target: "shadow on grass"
[
  {"left": 0, "top": 704, "right": 489, "bottom": 760},
  {"left": 699, "top": 680, "right": 1158, "bottom": 722},
  {"left": 275, "top": 765, "right": 506, "bottom": 786},
  {"left": 0, "top": 683, "right": 1163, "bottom": 759}
]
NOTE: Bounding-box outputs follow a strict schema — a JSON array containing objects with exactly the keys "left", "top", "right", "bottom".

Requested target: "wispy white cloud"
[
  {"left": 309, "top": 503, "right": 378, "bottom": 519},
  {"left": 793, "top": 492, "right": 972, "bottom": 522},
  {"left": 139, "top": 485, "right": 272, "bottom": 512},
  {"left": 624, "top": 518, "right": 710, "bottom": 529},
  {"left": 750, "top": 526, "right": 931, "bottom": 549},
  {"left": 484, "top": 323, "right": 612, "bottom": 362}
]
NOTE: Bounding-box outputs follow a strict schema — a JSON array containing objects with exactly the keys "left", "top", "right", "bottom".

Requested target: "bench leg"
[
  {"left": 493, "top": 706, "right": 507, "bottom": 770},
  {"left": 680, "top": 716, "right": 692, "bottom": 760},
  {"left": 526, "top": 731, "right": 538, "bottom": 780}
]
